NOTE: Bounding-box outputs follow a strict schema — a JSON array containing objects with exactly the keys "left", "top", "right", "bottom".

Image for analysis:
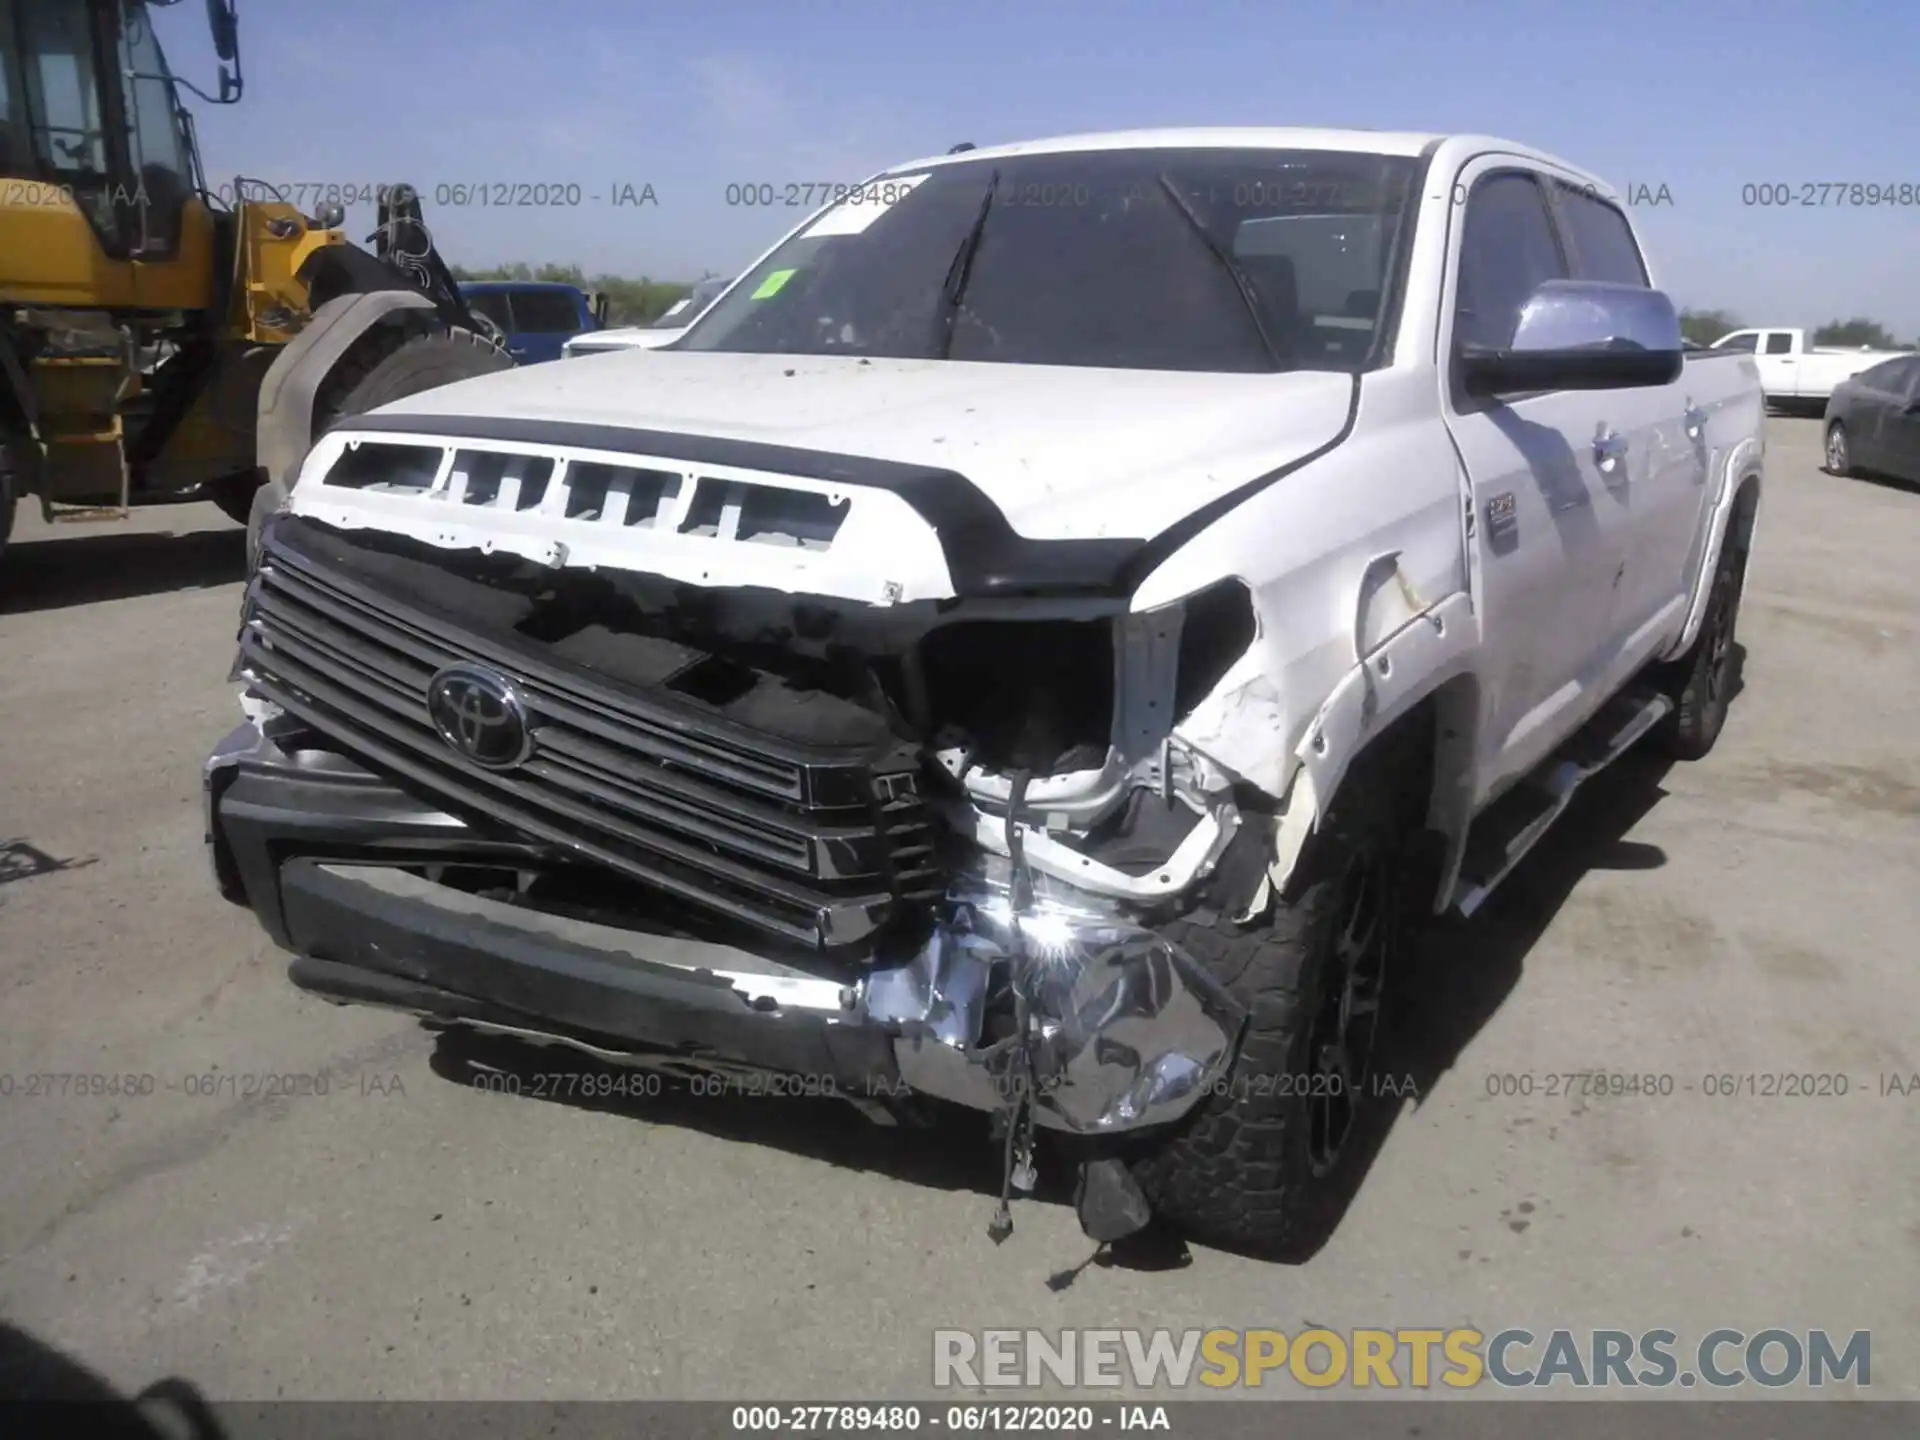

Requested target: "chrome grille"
[{"left": 238, "top": 528, "right": 940, "bottom": 952}]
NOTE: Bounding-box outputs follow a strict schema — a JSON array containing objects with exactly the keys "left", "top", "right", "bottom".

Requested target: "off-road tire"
[
  {"left": 1824, "top": 420, "right": 1856, "bottom": 477},
  {"left": 320, "top": 325, "right": 512, "bottom": 423},
  {"left": 244, "top": 324, "right": 511, "bottom": 569},
  {"left": 1655, "top": 497, "right": 1752, "bottom": 761},
  {"left": 1131, "top": 774, "right": 1406, "bottom": 1260}
]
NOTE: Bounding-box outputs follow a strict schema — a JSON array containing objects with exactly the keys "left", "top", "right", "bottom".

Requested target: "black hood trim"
[
  {"left": 339, "top": 389, "right": 1362, "bottom": 601},
  {"left": 338, "top": 410, "right": 1138, "bottom": 600}
]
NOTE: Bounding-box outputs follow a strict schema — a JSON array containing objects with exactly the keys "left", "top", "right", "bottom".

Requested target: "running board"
[{"left": 1450, "top": 687, "right": 1673, "bottom": 917}]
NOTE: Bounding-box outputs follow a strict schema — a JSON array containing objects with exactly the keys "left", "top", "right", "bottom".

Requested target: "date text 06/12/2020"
[
  {"left": 0, "top": 1071, "right": 406, "bottom": 1099},
  {"left": 1482, "top": 1071, "right": 1920, "bottom": 1099}
]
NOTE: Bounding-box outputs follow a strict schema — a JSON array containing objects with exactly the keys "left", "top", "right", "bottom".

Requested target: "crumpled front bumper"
[{"left": 206, "top": 718, "right": 1246, "bottom": 1135}]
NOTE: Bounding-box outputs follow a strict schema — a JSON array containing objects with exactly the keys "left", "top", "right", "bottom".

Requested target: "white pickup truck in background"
[
  {"left": 1711, "top": 327, "right": 1910, "bottom": 410},
  {"left": 211, "top": 129, "right": 1766, "bottom": 1261},
  {"left": 561, "top": 276, "right": 736, "bottom": 359}
]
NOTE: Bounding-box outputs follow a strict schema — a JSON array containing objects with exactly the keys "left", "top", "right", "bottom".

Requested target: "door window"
[
  {"left": 510, "top": 290, "right": 585, "bottom": 332},
  {"left": 1764, "top": 333, "right": 1794, "bottom": 356},
  {"left": 1716, "top": 333, "right": 1759, "bottom": 353},
  {"left": 1854, "top": 357, "right": 1916, "bottom": 394},
  {"left": 1454, "top": 172, "right": 1569, "bottom": 352},
  {"left": 19, "top": 2, "right": 108, "bottom": 176},
  {"left": 0, "top": 13, "right": 24, "bottom": 171},
  {"left": 464, "top": 292, "right": 513, "bottom": 332},
  {"left": 119, "top": 1, "right": 192, "bottom": 253},
  {"left": 1551, "top": 184, "right": 1649, "bottom": 286}
]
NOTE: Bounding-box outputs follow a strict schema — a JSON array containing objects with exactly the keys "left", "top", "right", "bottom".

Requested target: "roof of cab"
[
  {"left": 901, "top": 127, "right": 1447, "bottom": 168},
  {"left": 878, "top": 127, "right": 1611, "bottom": 197}
]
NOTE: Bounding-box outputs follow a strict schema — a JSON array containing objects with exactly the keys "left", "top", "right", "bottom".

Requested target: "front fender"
[
  {"left": 255, "top": 290, "right": 436, "bottom": 489},
  {"left": 1226, "top": 591, "right": 1478, "bottom": 900}
]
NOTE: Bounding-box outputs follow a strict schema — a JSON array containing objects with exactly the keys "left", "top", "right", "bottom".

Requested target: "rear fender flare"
[{"left": 256, "top": 290, "right": 436, "bottom": 488}]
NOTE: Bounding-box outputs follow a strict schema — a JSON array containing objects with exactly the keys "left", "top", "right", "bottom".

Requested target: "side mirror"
[
  {"left": 593, "top": 293, "right": 610, "bottom": 328},
  {"left": 204, "top": 0, "right": 242, "bottom": 102},
  {"left": 206, "top": 0, "right": 239, "bottom": 60},
  {"left": 1461, "top": 280, "right": 1684, "bottom": 396}
]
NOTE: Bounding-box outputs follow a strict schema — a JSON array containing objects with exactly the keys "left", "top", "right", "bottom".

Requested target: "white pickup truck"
[
  {"left": 1710, "top": 327, "right": 1907, "bottom": 410},
  {"left": 209, "top": 128, "right": 1765, "bottom": 1259},
  {"left": 560, "top": 277, "right": 734, "bottom": 359}
]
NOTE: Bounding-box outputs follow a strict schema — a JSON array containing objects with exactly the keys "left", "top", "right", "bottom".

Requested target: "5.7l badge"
[{"left": 1484, "top": 490, "right": 1519, "bottom": 547}]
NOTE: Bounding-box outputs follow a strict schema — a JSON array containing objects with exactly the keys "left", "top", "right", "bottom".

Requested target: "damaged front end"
[
  {"left": 869, "top": 851, "right": 1247, "bottom": 1242},
  {"left": 873, "top": 857, "right": 1245, "bottom": 1136},
  {"left": 216, "top": 509, "right": 1263, "bottom": 1238}
]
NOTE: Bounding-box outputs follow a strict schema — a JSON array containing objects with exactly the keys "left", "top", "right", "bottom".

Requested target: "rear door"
[
  {"left": 1547, "top": 179, "right": 1703, "bottom": 667},
  {"left": 1440, "top": 163, "right": 1636, "bottom": 795},
  {"left": 1755, "top": 330, "right": 1800, "bottom": 398},
  {"left": 506, "top": 288, "right": 587, "bottom": 363}
]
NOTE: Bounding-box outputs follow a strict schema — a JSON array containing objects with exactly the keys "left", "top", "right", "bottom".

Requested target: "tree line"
[
  {"left": 1680, "top": 311, "right": 1919, "bottom": 351},
  {"left": 449, "top": 263, "right": 706, "bottom": 327}
]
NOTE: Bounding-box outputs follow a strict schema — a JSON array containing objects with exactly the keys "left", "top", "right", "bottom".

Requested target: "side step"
[{"left": 1450, "top": 687, "right": 1673, "bottom": 917}]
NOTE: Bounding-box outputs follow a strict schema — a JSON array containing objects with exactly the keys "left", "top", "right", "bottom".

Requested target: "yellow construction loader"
[{"left": 0, "top": 0, "right": 513, "bottom": 571}]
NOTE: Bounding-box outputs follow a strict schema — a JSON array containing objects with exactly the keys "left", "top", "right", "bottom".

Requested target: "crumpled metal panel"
[
  {"left": 864, "top": 921, "right": 994, "bottom": 1048},
  {"left": 875, "top": 878, "right": 1247, "bottom": 1134}
]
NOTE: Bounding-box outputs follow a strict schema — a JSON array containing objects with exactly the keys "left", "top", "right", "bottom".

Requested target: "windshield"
[
  {"left": 679, "top": 147, "right": 1420, "bottom": 373},
  {"left": 652, "top": 276, "right": 731, "bottom": 329}
]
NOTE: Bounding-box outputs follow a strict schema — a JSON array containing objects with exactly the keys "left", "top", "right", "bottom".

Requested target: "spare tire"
[{"left": 246, "top": 325, "right": 512, "bottom": 569}]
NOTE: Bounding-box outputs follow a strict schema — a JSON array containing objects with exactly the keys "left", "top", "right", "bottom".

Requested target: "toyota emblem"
[{"left": 426, "top": 663, "right": 533, "bottom": 770}]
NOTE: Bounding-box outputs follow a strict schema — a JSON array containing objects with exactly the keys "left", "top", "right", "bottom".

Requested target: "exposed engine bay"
[{"left": 259, "top": 498, "right": 1270, "bottom": 923}]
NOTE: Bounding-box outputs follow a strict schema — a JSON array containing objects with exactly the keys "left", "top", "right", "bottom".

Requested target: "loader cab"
[{"left": 0, "top": 0, "right": 218, "bottom": 266}]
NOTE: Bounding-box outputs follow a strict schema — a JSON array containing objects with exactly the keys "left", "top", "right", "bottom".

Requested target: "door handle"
[
  {"left": 1593, "top": 429, "right": 1628, "bottom": 470},
  {"left": 1683, "top": 403, "right": 1707, "bottom": 439}
]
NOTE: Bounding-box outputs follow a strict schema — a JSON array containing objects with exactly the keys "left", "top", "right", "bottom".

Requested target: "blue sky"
[{"left": 166, "top": 0, "right": 1920, "bottom": 335}]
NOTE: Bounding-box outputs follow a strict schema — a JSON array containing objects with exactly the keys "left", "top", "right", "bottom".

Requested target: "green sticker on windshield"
[{"left": 751, "top": 268, "right": 795, "bottom": 299}]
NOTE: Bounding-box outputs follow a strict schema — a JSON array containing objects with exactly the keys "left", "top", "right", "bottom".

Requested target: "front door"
[
  {"left": 1439, "top": 161, "right": 1639, "bottom": 798},
  {"left": 1878, "top": 361, "right": 1920, "bottom": 477},
  {"left": 1545, "top": 177, "right": 1704, "bottom": 670},
  {"left": 1854, "top": 358, "right": 1920, "bottom": 474}
]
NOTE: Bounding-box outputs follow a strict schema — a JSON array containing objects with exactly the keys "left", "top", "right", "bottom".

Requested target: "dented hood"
[{"left": 370, "top": 351, "right": 1356, "bottom": 544}]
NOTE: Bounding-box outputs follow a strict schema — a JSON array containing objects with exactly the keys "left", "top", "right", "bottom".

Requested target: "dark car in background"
[
  {"left": 457, "top": 281, "right": 608, "bottom": 363},
  {"left": 1823, "top": 354, "right": 1920, "bottom": 483}
]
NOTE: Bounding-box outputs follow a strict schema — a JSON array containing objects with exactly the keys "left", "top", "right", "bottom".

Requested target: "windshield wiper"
[
  {"left": 933, "top": 169, "right": 1000, "bottom": 358},
  {"left": 1156, "top": 173, "right": 1284, "bottom": 367}
]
